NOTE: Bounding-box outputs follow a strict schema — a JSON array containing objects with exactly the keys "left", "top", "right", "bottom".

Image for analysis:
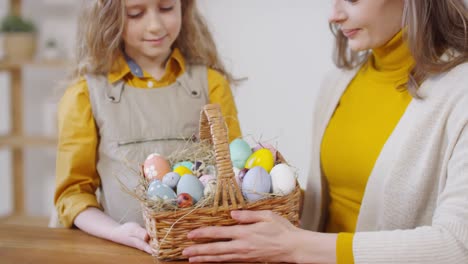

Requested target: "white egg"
[{"left": 270, "top": 164, "right": 296, "bottom": 196}]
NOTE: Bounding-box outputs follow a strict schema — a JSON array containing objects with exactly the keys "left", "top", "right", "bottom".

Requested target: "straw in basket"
[{"left": 142, "top": 104, "right": 302, "bottom": 260}]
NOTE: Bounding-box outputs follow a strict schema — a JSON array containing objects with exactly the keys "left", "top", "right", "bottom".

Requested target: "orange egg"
[
  {"left": 143, "top": 153, "right": 171, "bottom": 181},
  {"left": 177, "top": 193, "right": 194, "bottom": 208}
]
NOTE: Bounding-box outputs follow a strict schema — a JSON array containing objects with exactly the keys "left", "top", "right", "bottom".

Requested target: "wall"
[
  {"left": 198, "top": 1, "right": 334, "bottom": 187},
  {"left": 0, "top": 1, "right": 335, "bottom": 217}
]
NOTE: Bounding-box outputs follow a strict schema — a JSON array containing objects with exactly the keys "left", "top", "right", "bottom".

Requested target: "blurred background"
[{"left": 0, "top": 0, "right": 333, "bottom": 224}]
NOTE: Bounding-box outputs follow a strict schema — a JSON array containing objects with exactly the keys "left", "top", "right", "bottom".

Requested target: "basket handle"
[{"left": 199, "top": 104, "right": 246, "bottom": 213}]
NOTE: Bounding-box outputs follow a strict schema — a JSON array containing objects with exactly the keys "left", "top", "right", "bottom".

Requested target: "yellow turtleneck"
[{"left": 321, "top": 30, "right": 415, "bottom": 264}]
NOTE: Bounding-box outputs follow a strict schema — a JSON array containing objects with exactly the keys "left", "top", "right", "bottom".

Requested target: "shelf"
[
  {"left": 0, "top": 59, "right": 71, "bottom": 70},
  {"left": 0, "top": 135, "right": 57, "bottom": 148}
]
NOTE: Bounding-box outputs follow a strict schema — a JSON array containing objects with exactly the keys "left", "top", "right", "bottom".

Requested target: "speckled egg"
[
  {"left": 162, "top": 172, "right": 181, "bottom": 189},
  {"left": 143, "top": 153, "right": 171, "bottom": 181},
  {"left": 241, "top": 166, "right": 272, "bottom": 202},
  {"left": 203, "top": 165, "right": 217, "bottom": 177},
  {"left": 203, "top": 180, "right": 217, "bottom": 197},
  {"left": 199, "top": 174, "right": 216, "bottom": 187},
  {"left": 191, "top": 161, "right": 206, "bottom": 177},
  {"left": 177, "top": 193, "right": 194, "bottom": 208},
  {"left": 229, "top": 139, "right": 253, "bottom": 169},
  {"left": 177, "top": 174, "right": 204, "bottom": 203},
  {"left": 147, "top": 180, "right": 177, "bottom": 201},
  {"left": 245, "top": 148, "right": 275, "bottom": 173},
  {"left": 270, "top": 164, "right": 296, "bottom": 196}
]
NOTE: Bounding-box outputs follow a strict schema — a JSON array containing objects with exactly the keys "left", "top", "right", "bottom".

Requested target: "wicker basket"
[{"left": 142, "top": 104, "right": 301, "bottom": 260}]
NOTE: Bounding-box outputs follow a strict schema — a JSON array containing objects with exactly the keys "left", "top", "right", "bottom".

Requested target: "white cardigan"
[{"left": 300, "top": 62, "right": 468, "bottom": 263}]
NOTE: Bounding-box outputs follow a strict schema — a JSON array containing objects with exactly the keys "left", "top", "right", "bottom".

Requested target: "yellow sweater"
[
  {"left": 320, "top": 31, "right": 414, "bottom": 263},
  {"left": 55, "top": 48, "right": 241, "bottom": 227}
]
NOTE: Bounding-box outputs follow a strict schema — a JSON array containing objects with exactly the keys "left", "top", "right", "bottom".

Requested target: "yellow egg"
[
  {"left": 173, "top": 165, "right": 192, "bottom": 177},
  {"left": 244, "top": 148, "right": 274, "bottom": 172}
]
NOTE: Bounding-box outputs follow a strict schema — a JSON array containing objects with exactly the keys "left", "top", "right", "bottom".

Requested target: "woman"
[{"left": 182, "top": 0, "right": 468, "bottom": 263}]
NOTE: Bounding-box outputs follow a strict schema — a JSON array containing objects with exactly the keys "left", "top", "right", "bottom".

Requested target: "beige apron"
[{"left": 80, "top": 65, "right": 208, "bottom": 226}]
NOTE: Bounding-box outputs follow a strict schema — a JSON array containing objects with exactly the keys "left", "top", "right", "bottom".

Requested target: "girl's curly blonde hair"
[{"left": 70, "top": 0, "right": 232, "bottom": 83}]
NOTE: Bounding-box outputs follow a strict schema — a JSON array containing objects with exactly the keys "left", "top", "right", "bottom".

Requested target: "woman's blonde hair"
[
  {"left": 330, "top": 0, "right": 468, "bottom": 94},
  {"left": 70, "top": 0, "right": 232, "bottom": 83}
]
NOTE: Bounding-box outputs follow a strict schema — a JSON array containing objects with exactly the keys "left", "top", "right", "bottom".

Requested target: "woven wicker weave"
[{"left": 142, "top": 104, "right": 301, "bottom": 260}]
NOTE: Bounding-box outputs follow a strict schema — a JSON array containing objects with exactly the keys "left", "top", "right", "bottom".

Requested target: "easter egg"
[
  {"left": 173, "top": 165, "right": 192, "bottom": 177},
  {"left": 270, "top": 164, "right": 296, "bottom": 196},
  {"left": 162, "top": 172, "right": 181, "bottom": 189},
  {"left": 241, "top": 166, "right": 272, "bottom": 202},
  {"left": 177, "top": 174, "right": 204, "bottom": 203},
  {"left": 253, "top": 143, "right": 277, "bottom": 162},
  {"left": 203, "top": 165, "right": 217, "bottom": 177},
  {"left": 191, "top": 161, "right": 206, "bottom": 177},
  {"left": 147, "top": 180, "right": 177, "bottom": 201},
  {"left": 233, "top": 167, "right": 241, "bottom": 186},
  {"left": 239, "top": 168, "right": 248, "bottom": 182},
  {"left": 173, "top": 161, "right": 193, "bottom": 170},
  {"left": 230, "top": 139, "right": 253, "bottom": 169},
  {"left": 203, "top": 180, "right": 217, "bottom": 197},
  {"left": 245, "top": 148, "right": 275, "bottom": 172},
  {"left": 233, "top": 167, "right": 248, "bottom": 187},
  {"left": 177, "top": 193, "right": 194, "bottom": 208},
  {"left": 199, "top": 174, "right": 216, "bottom": 187},
  {"left": 143, "top": 153, "right": 171, "bottom": 181}
]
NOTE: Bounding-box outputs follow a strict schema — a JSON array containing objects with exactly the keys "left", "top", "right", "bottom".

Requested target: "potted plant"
[{"left": 0, "top": 14, "right": 37, "bottom": 61}]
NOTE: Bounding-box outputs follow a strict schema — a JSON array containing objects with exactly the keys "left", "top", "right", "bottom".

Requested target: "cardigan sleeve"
[{"left": 353, "top": 114, "right": 468, "bottom": 263}]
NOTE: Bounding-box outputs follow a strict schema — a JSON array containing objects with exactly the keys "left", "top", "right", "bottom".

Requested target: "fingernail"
[
  {"left": 182, "top": 248, "right": 191, "bottom": 256},
  {"left": 231, "top": 210, "right": 238, "bottom": 217},
  {"left": 187, "top": 231, "right": 194, "bottom": 239}
]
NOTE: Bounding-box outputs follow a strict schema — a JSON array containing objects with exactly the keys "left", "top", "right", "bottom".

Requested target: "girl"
[
  {"left": 54, "top": 0, "right": 241, "bottom": 254},
  {"left": 182, "top": 0, "right": 468, "bottom": 263}
]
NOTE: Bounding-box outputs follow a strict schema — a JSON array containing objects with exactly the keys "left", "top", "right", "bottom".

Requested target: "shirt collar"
[{"left": 107, "top": 48, "right": 186, "bottom": 84}]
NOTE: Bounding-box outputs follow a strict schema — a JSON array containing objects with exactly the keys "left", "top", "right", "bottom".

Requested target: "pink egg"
[
  {"left": 253, "top": 143, "right": 277, "bottom": 162},
  {"left": 143, "top": 153, "right": 171, "bottom": 181},
  {"left": 199, "top": 174, "right": 216, "bottom": 187}
]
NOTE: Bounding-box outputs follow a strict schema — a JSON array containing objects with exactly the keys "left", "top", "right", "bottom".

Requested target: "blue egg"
[
  {"left": 173, "top": 161, "right": 193, "bottom": 170},
  {"left": 147, "top": 180, "right": 177, "bottom": 201},
  {"left": 177, "top": 174, "right": 204, "bottom": 203},
  {"left": 241, "top": 166, "right": 272, "bottom": 202},
  {"left": 162, "top": 172, "right": 181, "bottom": 189},
  {"left": 229, "top": 139, "right": 252, "bottom": 169}
]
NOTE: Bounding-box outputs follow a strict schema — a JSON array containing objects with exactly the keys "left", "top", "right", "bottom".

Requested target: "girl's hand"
[
  {"left": 182, "top": 210, "right": 302, "bottom": 263},
  {"left": 74, "top": 208, "right": 156, "bottom": 255},
  {"left": 109, "top": 222, "right": 153, "bottom": 254}
]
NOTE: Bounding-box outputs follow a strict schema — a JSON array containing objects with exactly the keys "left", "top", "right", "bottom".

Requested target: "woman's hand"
[
  {"left": 182, "top": 210, "right": 303, "bottom": 263},
  {"left": 109, "top": 222, "right": 153, "bottom": 254}
]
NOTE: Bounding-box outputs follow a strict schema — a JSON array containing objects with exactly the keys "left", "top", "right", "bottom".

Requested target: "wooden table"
[{"left": 0, "top": 222, "right": 185, "bottom": 264}]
